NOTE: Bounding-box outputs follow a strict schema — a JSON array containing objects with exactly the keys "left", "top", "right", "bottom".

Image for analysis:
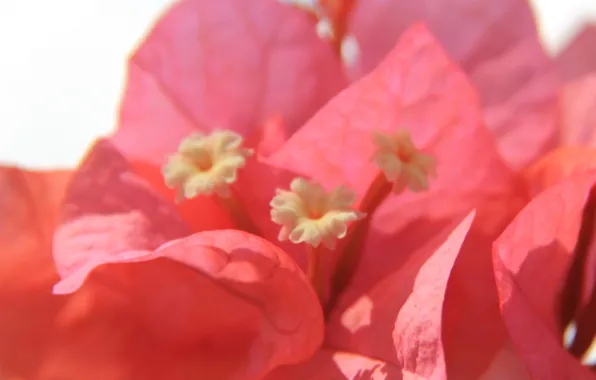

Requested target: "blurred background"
[{"left": 0, "top": 0, "right": 595, "bottom": 169}]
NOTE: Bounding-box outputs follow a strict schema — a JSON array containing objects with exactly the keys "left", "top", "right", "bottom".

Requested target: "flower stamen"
[
  {"left": 271, "top": 178, "right": 364, "bottom": 303},
  {"left": 270, "top": 178, "right": 364, "bottom": 250},
  {"left": 371, "top": 129, "right": 436, "bottom": 194},
  {"left": 162, "top": 130, "right": 260, "bottom": 234},
  {"left": 162, "top": 130, "right": 253, "bottom": 200}
]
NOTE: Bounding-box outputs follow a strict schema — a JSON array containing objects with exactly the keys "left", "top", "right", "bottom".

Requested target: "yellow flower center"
[
  {"left": 371, "top": 129, "right": 436, "bottom": 193},
  {"left": 270, "top": 178, "right": 365, "bottom": 249},
  {"left": 162, "top": 130, "right": 253, "bottom": 199}
]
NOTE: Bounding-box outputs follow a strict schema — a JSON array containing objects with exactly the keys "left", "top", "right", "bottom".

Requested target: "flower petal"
[
  {"left": 493, "top": 171, "right": 596, "bottom": 379},
  {"left": 324, "top": 212, "right": 476, "bottom": 378},
  {"left": 349, "top": 0, "right": 558, "bottom": 169},
  {"left": 523, "top": 146, "right": 596, "bottom": 197},
  {"left": 246, "top": 115, "right": 288, "bottom": 158},
  {"left": 0, "top": 167, "right": 70, "bottom": 288},
  {"left": 131, "top": 159, "right": 235, "bottom": 232},
  {"left": 557, "top": 24, "right": 596, "bottom": 82},
  {"left": 111, "top": 0, "right": 347, "bottom": 164},
  {"left": 440, "top": 195, "right": 529, "bottom": 379},
  {"left": 55, "top": 229, "right": 323, "bottom": 379},
  {"left": 52, "top": 139, "right": 193, "bottom": 281},
  {"left": 559, "top": 73, "right": 596, "bottom": 147},
  {"left": 51, "top": 140, "right": 323, "bottom": 377},
  {"left": 264, "top": 348, "right": 400, "bottom": 379},
  {"left": 0, "top": 167, "right": 71, "bottom": 379}
]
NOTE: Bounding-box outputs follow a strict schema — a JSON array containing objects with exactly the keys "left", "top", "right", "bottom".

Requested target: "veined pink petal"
[
  {"left": 348, "top": 0, "right": 558, "bottom": 169},
  {"left": 110, "top": 0, "right": 347, "bottom": 164},
  {"left": 324, "top": 212, "right": 476, "bottom": 378},
  {"left": 54, "top": 229, "right": 324, "bottom": 379},
  {"left": 493, "top": 171, "right": 596, "bottom": 379},
  {"left": 52, "top": 139, "right": 193, "bottom": 280},
  {"left": 52, "top": 139, "right": 236, "bottom": 279}
]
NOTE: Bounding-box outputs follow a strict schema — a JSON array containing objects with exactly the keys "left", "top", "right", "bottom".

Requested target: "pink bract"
[
  {"left": 494, "top": 171, "right": 596, "bottom": 379},
  {"left": 348, "top": 0, "right": 559, "bottom": 169},
  {"left": 111, "top": 0, "right": 347, "bottom": 164}
]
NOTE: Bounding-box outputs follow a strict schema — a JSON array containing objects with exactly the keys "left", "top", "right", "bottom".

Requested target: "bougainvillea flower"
[
  {"left": 556, "top": 24, "right": 596, "bottom": 82},
  {"left": 17, "top": 22, "right": 536, "bottom": 379},
  {"left": 493, "top": 170, "right": 596, "bottom": 379},
  {"left": 334, "top": 0, "right": 559, "bottom": 169}
]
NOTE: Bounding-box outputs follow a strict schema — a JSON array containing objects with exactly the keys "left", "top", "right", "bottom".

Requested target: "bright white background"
[{"left": 0, "top": 0, "right": 595, "bottom": 169}]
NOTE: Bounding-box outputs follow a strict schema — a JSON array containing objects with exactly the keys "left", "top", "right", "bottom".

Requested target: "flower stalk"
[{"left": 307, "top": 245, "right": 329, "bottom": 304}]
